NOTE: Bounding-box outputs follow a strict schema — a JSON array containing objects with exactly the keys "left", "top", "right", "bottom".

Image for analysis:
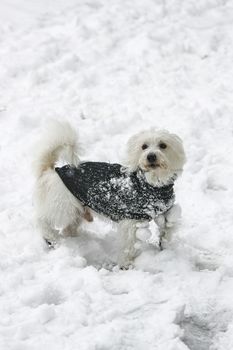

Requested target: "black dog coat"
[{"left": 55, "top": 162, "right": 175, "bottom": 222}]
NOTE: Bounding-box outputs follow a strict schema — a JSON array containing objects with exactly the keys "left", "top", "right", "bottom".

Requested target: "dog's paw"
[
  {"left": 119, "top": 263, "right": 134, "bottom": 270},
  {"left": 44, "top": 238, "right": 57, "bottom": 249},
  {"left": 117, "top": 254, "right": 135, "bottom": 270}
]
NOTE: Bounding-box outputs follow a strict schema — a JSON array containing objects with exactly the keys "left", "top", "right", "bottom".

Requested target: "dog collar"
[{"left": 55, "top": 162, "right": 175, "bottom": 222}]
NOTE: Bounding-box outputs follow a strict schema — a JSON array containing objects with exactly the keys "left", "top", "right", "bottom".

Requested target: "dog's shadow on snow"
[
  {"left": 47, "top": 220, "right": 223, "bottom": 274},
  {"left": 61, "top": 224, "right": 120, "bottom": 269},
  {"left": 53, "top": 221, "right": 161, "bottom": 270}
]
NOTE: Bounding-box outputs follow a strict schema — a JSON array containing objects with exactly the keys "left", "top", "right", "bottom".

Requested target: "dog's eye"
[
  {"left": 159, "top": 142, "right": 167, "bottom": 149},
  {"left": 142, "top": 144, "right": 148, "bottom": 150}
]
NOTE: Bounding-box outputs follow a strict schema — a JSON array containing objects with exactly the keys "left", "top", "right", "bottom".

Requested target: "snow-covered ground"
[{"left": 1, "top": 0, "right": 233, "bottom": 349}]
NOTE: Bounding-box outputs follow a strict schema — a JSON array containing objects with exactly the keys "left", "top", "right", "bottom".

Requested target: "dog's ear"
[
  {"left": 124, "top": 132, "right": 142, "bottom": 172},
  {"left": 169, "top": 133, "right": 186, "bottom": 167}
]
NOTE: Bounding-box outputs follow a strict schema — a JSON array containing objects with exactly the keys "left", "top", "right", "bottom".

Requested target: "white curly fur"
[
  {"left": 125, "top": 129, "right": 186, "bottom": 186},
  {"left": 33, "top": 122, "right": 186, "bottom": 267}
]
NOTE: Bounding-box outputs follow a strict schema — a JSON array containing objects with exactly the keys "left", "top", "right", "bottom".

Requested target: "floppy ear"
[
  {"left": 170, "top": 133, "right": 186, "bottom": 166},
  {"left": 124, "top": 133, "right": 142, "bottom": 172}
]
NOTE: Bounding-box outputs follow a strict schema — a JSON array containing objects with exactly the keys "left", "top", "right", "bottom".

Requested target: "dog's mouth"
[
  {"left": 142, "top": 161, "right": 167, "bottom": 171},
  {"left": 149, "top": 163, "right": 159, "bottom": 169},
  {"left": 143, "top": 163, "right": 161, "bottom": 171}
]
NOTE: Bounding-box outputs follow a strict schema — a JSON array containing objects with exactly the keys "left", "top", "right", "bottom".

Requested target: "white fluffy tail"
[{"left": 33, "top": 120, "right": 80, "bottom": 178}]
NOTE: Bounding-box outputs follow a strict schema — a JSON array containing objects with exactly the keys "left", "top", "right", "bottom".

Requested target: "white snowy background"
[{"left": 1, "top": 0, "right": 233, "bottom": 349}]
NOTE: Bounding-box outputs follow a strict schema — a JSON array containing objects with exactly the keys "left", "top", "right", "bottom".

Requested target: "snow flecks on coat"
[{"left": 55, "top": 162, "right": 175, "bottom": 222}]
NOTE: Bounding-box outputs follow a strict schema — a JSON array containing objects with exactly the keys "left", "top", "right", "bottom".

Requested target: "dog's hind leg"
[
  {"left": 62, "top": 208, "right": 84, "bottom": 237},
  {"left": 83, "top": 207, "right": 93, "bottom": 222},
  {"left": 37, "top": 218, "right": 59, "bottom": 248},
  {"left": 62, "top": 221, "right": 81, "bottom": 237}
]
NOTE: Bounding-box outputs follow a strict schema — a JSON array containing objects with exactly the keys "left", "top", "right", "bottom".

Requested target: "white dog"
[{"left": 33, "top": 121, "right": 186, "bottom": 267}]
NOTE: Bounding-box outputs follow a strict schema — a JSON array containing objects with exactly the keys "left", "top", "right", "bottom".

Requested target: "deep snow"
[{"left": 1, "top": 0, "right": 233, "bottom": 349}]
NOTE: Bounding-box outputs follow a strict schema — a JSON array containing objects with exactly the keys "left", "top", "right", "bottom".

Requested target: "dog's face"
[{"left": 126, "top": 129, "right": 186, "bottom": 185}]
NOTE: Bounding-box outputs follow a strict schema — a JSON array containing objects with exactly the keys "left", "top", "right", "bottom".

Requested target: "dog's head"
[{"left": 125, "top": 129, "right": 186, "bottom": 185}]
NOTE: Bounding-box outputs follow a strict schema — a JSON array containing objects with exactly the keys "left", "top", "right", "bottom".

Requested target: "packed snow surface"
[{"left": 1, "top": 0, "right": 233, "bottom": 349}]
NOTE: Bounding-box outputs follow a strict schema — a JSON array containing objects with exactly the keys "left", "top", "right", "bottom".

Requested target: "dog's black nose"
[{"left": 147, "top": 153, "right": 157, "bottom": 163}]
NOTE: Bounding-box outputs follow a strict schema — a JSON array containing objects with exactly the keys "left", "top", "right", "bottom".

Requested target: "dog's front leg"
[
  {"left": 155, "top": 204, "right": 182, "bottom": 249},
  {"left": 154, "top": 215, "right": 166, "bottom": 250},
  {"left": 117, "top": 220, "right": 138, "bottom": 268},
  {"left": 164, "top": 203, "right": 182, "bottom": 228}
]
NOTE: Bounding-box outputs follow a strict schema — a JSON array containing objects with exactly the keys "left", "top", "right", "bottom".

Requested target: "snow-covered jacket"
[{"left": 55, "top": 162, "right": 175, "bottom": 222}]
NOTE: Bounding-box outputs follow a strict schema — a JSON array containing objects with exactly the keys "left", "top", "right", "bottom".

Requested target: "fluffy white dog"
[{"left": 33, "top": 121, "right": 186, "bottom": 267}]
